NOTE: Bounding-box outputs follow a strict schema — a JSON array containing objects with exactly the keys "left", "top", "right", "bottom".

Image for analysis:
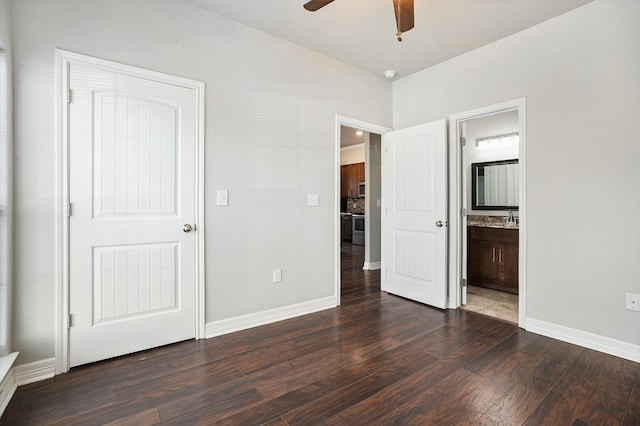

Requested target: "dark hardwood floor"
[{"left": 2, "top": 242, "right": 639, "bottom": 425}]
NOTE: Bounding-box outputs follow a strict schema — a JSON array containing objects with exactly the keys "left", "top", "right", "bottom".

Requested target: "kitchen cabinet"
[
  {"left": 341, "top": 215, "right": 353, "bottom": 242},
  {"left": 341, "top": 163, "right": 364, "bottom": 198},
  {"left": 468, "top": 226, "right": 518, "bottom": 294}
]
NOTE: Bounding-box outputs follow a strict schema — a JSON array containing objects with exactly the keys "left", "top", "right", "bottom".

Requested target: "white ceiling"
[
  {"left": 340, "top": 125, "right": 367, "bottom": 147},
  {"left": 182, "top": 0, "right": 593, "bottom": 78}
]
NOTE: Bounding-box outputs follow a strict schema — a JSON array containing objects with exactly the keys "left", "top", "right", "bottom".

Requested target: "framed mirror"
[{"left": 471, "top": 159, "right": 519, "bottom": 210}]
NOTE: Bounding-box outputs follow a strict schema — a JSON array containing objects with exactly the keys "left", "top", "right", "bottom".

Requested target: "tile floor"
[{"left": 462, "top": 285, "right": 518, "bottom": 323}]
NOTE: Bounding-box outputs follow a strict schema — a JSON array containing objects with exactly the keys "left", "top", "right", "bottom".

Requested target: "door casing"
[
  {"left": 448, "top": 98, "right": 527, "bottom": 327},
  {"left": 55, "top": 49, "right": 206, "bottom": 373}
]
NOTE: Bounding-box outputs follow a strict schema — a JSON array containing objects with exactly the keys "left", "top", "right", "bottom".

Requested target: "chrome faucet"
[{"left": 507, "top": 210, "right": 515, "bottom": 223}]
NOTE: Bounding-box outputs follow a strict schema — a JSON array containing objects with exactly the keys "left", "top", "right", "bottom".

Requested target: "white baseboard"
[
  {"left": 0, "top": 352, "right": 19, "bottom": 417},
  {"left": 206, "top": 296, "right": 336, "bottom": 338},
  {"left": 363, "top": 261, "right": 381, "bottom": 270},
  {"left": 13, "top": 357, "right": 56, "bottom": 386},
  {"left": 526, "top": 318, "right": 640, "bottom": 363}
]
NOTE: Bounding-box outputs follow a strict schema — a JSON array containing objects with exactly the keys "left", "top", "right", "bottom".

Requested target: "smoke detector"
[{"left": 384, "top": 69, "right": 397, "bottom": 79}]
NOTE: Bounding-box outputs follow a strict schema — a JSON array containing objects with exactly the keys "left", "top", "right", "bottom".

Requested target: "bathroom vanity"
[{"left": 467, "top": 221, "right": 519, "bottom": 294}]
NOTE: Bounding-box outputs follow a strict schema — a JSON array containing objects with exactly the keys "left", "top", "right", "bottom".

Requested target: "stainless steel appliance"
[
  {"left": 352, "top": 214, "right": 365, "bottom": 245},
  {"left": 358, "top": 182, "right": 365, "bottom": 197}
]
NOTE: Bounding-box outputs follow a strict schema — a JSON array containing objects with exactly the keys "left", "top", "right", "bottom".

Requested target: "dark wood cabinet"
[
  {"left": 340, "top": 166, "right": 349, "bottom": 198},
  {"left": 468, "top": 226, "right": 519, "bottom": 294},
  {"left": 340, "top": 163, "right": 364, "bottom": 198}
]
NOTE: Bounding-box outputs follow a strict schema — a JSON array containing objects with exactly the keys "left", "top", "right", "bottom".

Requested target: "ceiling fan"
[{"left": 303, "top": 0, "right": 415, "bottom": 42}]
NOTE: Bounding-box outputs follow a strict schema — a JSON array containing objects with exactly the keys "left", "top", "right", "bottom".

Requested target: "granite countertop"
[{"left": 467, "top": 215, "right": 519, "bottom": 229}]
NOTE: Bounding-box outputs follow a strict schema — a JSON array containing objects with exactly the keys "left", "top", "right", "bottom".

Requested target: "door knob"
[
  {"left": 183, "top": 224, "right": 193, "bottom": 233},
  {"left": 436, "top": 221, "right": 446, "bottom": 228}
]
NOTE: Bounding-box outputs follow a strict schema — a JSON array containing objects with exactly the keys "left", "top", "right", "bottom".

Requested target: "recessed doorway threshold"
[{"left": 460, "top": 285, "right": 518, "bottom": 324}]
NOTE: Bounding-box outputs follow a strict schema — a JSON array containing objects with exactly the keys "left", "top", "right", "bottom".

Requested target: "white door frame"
[
  {"left": 334, "top": 115, "right": 391, "bottom": 306},
  {"left": 55, "top": 49, "right": 206, "bottom": 373},
  {"left": 448, "top": 98, "right": 527, "bottom": 327}
]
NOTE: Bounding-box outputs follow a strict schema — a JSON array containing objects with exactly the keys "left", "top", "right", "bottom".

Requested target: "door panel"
[
  {"left": 499, "top": 240, "right": 519, "bottom": 290},
  {"left": 468, "top": 239, "right": 498, "bottom": 284},
  {"left": 94, "top": 94, "right": 177, "bottom": 216},
  {"left": 382, "top": 120, "right": 447, "bottom": 308},
  {"left": 93, "top": 243, "right": 178, "bottom": 324},
  {"left": 69, "top": 62, "right": 197, "bottom": 367}
]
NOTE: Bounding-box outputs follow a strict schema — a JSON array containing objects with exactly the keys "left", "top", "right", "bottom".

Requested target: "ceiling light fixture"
[
  {"left": 476, "top": 132, "right": 519, "bottom": 149},
  {"left": 384, "top": 70, "right": 397, "bottom": 79}
]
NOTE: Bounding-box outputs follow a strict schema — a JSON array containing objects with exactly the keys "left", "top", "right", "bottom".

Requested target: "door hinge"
[
  {"left": 68, "top": 89, "right": 73, "bottom": 104},
  {"left": 460, "top": 136, "right": 466, "bottom": 146},
  {"left": 461, "top": 207, "right": 467, "bottom": 217},
  {"left": 68, "top": 314, "right": 74, "bottom": 328},
  {"left": 67, "top": 202, "right": 72, "bottom": 217},
  {"left": 461, "top": 278, "right": 467, "bottom": 288}
]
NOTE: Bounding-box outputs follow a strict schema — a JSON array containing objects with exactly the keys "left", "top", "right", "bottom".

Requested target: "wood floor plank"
[
  {"left": 210, "top": 366, "right": 372, "bottom": 425},
  {"left": 481, "top": 380, "right": 548, "bottom": 425},
  {"left": 573, "top": 354, "right": 635, "bottom": 425},
  {"left": 248, "top": 346, "right": 347, "bottom": 399},
  {"left": 0, "top": 379, "right": 116, "bottom": 424},
  {"left": 157, "top": 386, "right": 264, "bottom": 424},
  {"left": 283, "top": 372, "right": 401, "bottom": 424},
  {"left": 112, "top": 361, "right": 245, "bottom": 402},
  {"left": 478, "top": 341, "right": 581, "bottom": 424},
  {"left": 2, "top": 242, "right": 638, "bottom": 426},
  {"left": 523, "top": 373, "right": 593, "bottom": 425},
  {"left": 323, "top": 357, "right": 460, "bottom": 424},
  {"left": 444, "top": 319, "right": 518, "bottom": 363},
  {"left": 424, "top": 367, "right": 508, "bottom": 423},
  {"left": 622, "top": 384, "right": 640, "bottom": 426},
  {"left": 92, "top": 407, "right": 161, "bottom": 426},
  {"left": 211, "top": 308, "right": 343, "bottom": 357},
  {"left": 523, "top": 347, "right": 603, "bottom": 425},
  {"left": 420, "top": 323, "right": 485, "bottom": 358}
]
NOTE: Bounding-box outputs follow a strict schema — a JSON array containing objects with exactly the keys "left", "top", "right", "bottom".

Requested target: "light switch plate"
[
  {"left": 307, "top": 193, "right": 319, "bottom": 207},
  {"left": 217, "top": 189, "right": 228, "bottom": 206}
]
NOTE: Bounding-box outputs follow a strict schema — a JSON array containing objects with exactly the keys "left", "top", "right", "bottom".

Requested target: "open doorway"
[
  {"left": 334, "top": 117, "right": 390, "bottom": 306},
  {"left": 449, "top": 99, "right": 526, "bottom": 326}
]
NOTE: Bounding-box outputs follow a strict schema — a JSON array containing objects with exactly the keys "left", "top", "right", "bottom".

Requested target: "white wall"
[
  {"left": 340, "top": 144, "right": 365, "bottom": 165},
  {"left": 394, "top": 0, "right": 640, "bottom": 346},
  {"left": 10, "top": 0, "right": 391, "bottom": 363},
  {"left": 465, "top": 110, "right": 519, "bottom": 216}
]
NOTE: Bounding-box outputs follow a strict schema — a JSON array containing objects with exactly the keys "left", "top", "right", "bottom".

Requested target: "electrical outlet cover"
[{"left": 625, "top": 293, "right": 640, "bottom": 312}]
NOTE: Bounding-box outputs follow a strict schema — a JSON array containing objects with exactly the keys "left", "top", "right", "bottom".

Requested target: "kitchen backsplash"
[{"left": 347, "top": 197, "right": 365, "bottom": 214}]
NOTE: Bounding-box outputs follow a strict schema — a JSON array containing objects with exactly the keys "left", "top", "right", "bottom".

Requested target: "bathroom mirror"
[{"left": 471, "top": 159, "right": 519, "bottom": 210}]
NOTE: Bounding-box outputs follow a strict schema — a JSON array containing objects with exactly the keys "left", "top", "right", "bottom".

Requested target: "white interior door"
[
  {"left": 381, "top": 119, "right": 447, "bottom": 309},
  {"left": 69, "top": 62, "right": 198, "bottom": 367}
]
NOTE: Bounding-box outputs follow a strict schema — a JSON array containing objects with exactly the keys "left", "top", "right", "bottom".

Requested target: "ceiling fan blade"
[
  {"left": 393, "top": 0, "right": 415, "bottom": 33},
  {"left": 303, "top": 0, "right": 336, "bottom": 12}
]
